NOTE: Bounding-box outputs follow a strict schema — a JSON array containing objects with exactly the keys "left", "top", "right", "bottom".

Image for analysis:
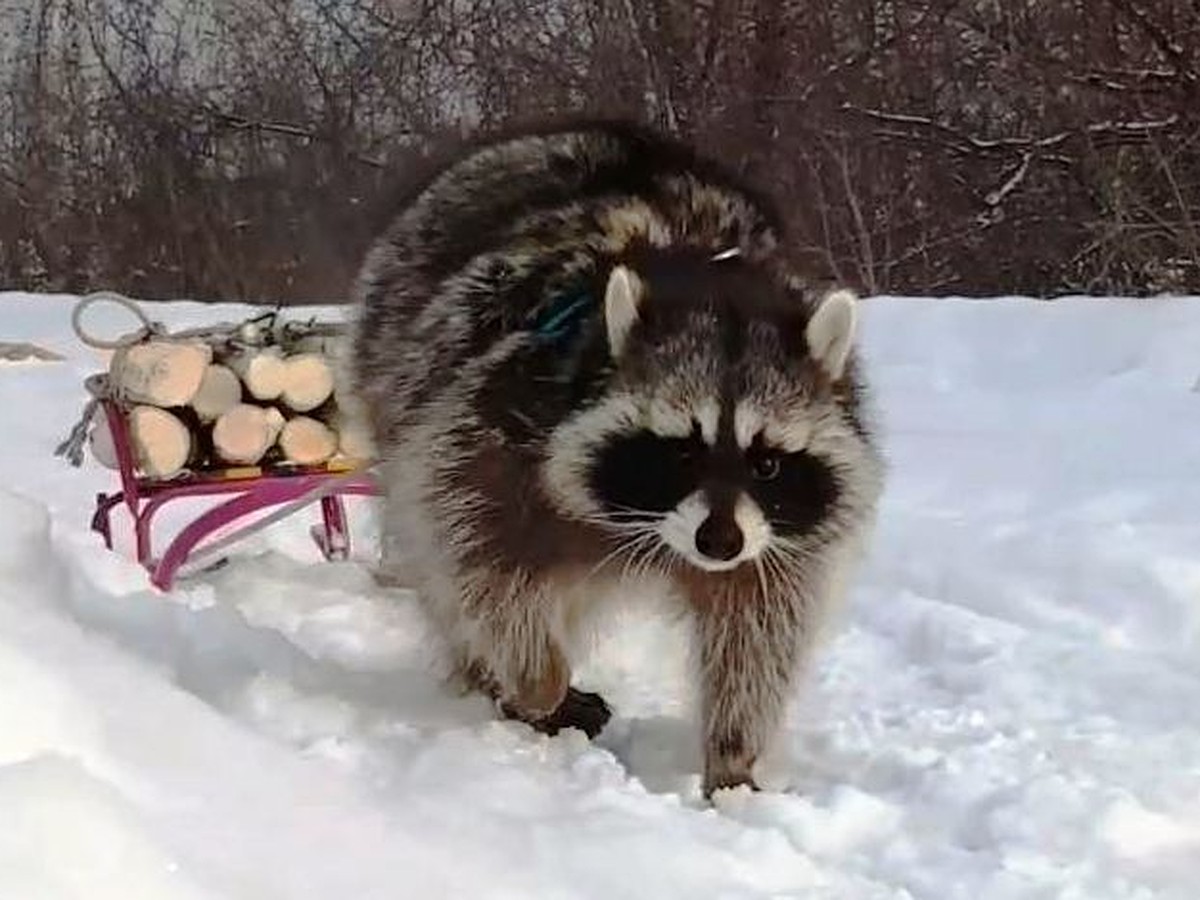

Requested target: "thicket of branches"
[{"left": 3, "top": 0, "right": 1199, "bottom": 301}]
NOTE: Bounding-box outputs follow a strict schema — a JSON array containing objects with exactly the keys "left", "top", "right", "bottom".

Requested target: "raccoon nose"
[{"left": 695, "top": 516, "right": 744, "bottom": 562}]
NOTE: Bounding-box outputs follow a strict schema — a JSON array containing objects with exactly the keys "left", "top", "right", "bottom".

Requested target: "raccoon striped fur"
[{"left": 351, "top": 120, "right": 884, "bottom": 797}]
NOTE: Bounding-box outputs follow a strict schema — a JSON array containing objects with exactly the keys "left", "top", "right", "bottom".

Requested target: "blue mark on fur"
[{"left": 532, "top": 289, "right": 593, "bottom": 346}]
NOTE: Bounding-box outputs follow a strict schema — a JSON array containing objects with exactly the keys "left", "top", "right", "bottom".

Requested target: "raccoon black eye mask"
[
  {"left": 351, "top": 119, "right": 883, "bottom": 799},
  {"left": 589, "top": 428, "right": 840, "bottom": 541},
  {"left": 588, "top": 429, "right": 702, "bottom": 516},
  {"left": 744, "top": 437, "right": 841, "bottom": 538}
]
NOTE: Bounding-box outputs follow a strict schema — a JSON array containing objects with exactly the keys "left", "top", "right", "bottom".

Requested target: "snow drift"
[{"left": 1, "top": 290, "right": 1199, "bottom": 899}]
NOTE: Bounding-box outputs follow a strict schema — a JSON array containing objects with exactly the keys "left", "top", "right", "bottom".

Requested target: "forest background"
[{"left": 2, "top": 0, "right": 1198, "bottom": 303}]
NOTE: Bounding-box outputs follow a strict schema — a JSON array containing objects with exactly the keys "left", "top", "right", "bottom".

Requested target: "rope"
[
  {"left": 70, "top": 291, "right": 164, "bottom": 350},
  {"left": 54, "top": 397, "right": 100, "bottom": 467},
  {"left": 69, "top": 291, "right": 345, "bottom": 353},
  {"left": 54, "top": 374, "right": 113, "bottom": 467}
]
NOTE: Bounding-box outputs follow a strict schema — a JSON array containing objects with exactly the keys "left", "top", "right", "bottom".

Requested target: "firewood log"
[
  {"left": 278, "top": 416, "right": 337, "bottom": 465},
  {"left": 212, "top": 403, "right": 277, "bottom": 465},
  {"left": 264, "top": 405, "right": 285, "bottom": 441},
  {"left": 226, "top": 347, "right": 286, "bottom": 401},
  {"left": 191, "top": 363, "right": 243, "bottom": 422},
  {"left": 128, "top": 405, "right": 192, "bottom": 477},
  {"left": 109, "top": 340, "right": 211, "bottom": 407},
  {"left": 280, "top": 352, "right": 335, "bottom": 413}
]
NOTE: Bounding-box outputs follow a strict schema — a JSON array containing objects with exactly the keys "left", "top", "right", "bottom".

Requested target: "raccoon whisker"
[
  {"left": 606, "top": 502, "right": 664, "bottom": 519},
  {"left": 767, "top": 517, "right": 812, "bottom": 528},
  {"left": 603, "top": 514, "right": 663, "bottom": 527},
  {"left": 633, "top": 540, "right": 670, "bottom": 582},
  {"left": 767, "top": 519, "right": 836, "bottom": 538},
  {"left": 588, "top": 529, "right": 659, "bottom": 580},
  {"left": 576, "top": 509, "right": 662, "bottom": 527},
  {"left": 611, "top": 529, "right": 659, "bottom": 560},
  {"left": 581, "top": 515, "right": 660, "bottom": 530},
  {"left": 581, "top": 507, "right": 654, "bottom": 519},
  {"left": 584, "top": 519, "right": 659, "bottom": 535},
  {"left": 763, "top": 544, "right": 805, "bottom": 594},
  {"left": 644, "top": 541, "right": 671, "bottom": 579},
  {"left": 760, "top": 548, "right": 788, "bottom": 598},
  {"left": 753, "top": 557, "right": 772, "bottom": 604},
  {"left": 662, "top": 550, "right": 680, "bottom": 576},
  {"left": 765, "top": 538, "right": 802, "bottom": 561},
  {"left": 620, "top": 536, "right": 653, "bottom": 582},
  {"left": 768, "top": 555, "right": 807, "bottom": 593},
  {"left": 768, "top": 536, "right": 818, "bottom": 564},
  {"left": 622, "top": 531, "right": 668, "bottom": 583},
  {"left": 625, "top": 545, "right": 650, "bottom": 581}
]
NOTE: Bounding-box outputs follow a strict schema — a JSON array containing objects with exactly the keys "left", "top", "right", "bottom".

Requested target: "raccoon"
[{"left": 351, "top": 119, "right": 884, "bottom": 797}]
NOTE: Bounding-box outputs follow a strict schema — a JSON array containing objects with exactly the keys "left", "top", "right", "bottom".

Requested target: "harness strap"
[
  {"left": 532, "top": 289, "right": 593, "bottom": 344},
  {"left": 528, "top": 248, "right": 740, "bottom": 347}
]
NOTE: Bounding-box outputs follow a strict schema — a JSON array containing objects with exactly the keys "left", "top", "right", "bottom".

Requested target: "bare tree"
[{"left": 2, "top": 0, "right": 1197, "bottom": 301}]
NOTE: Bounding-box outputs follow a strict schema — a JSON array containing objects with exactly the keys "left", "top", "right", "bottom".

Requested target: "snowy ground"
[{"left": 2, "top": 289, "right": 1199, "bottom": 899}]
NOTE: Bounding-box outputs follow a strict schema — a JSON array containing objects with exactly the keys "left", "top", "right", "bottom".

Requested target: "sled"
[
  {"left": 55, "top": 293, "right": 380, "bottom": 590},
  {"left": 86, "top": 380, "right": 378, "bottom": 590}
]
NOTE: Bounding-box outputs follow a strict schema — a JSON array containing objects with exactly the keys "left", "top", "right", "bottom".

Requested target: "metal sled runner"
[{"left": 89, "top": 389, "right": 378, "bottom": 591}]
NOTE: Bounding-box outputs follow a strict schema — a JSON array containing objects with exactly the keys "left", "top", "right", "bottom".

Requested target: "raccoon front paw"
[
  {"left": 703, "top": 738, "right": 760, "bottom": 799},
  {"left": 548, "top": 687, "right": 612, "bottom": 738},
  {"left": 702, "top": 769, "right": 760, "bottom": 799},
  {"left": 502, "top": 687, "right": 612, "bottom": 739}
]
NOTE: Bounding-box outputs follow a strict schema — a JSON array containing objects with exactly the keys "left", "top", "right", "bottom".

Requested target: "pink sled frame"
[{"left": 90, "top": 398, "right": 378, "bottom": 591}]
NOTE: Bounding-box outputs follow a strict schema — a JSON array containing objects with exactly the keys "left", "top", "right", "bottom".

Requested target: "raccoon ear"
[
  {"left": 805, "top": 288, "right": 857, "bottom": 380},
  {"left": 604, "top": 265, "right": 645, "bottom": 357}
]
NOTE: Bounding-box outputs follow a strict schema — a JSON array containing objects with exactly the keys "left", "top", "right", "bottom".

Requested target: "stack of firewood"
[{"left": 88, "top": 316, "right": 374, "bottom": 479}]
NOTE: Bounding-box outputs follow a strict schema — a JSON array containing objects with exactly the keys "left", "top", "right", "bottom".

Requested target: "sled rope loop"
[
  {"left": 68, "top": 289, "right": 294, "bottom": 357},
  {"left": 70, "top": 291, "right": 165, "bottom": 350}
]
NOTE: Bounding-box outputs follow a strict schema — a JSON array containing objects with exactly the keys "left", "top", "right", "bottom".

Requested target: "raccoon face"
[{"left": 543, "top": 253, "right": 877, "bottom": 575}]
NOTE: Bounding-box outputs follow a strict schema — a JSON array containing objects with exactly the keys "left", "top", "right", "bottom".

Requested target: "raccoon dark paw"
[
  {"left": 551, "top": 687, "right": 613, "bottom": 739},
  {"left": 502, "top": 687, "right": 612, "bottom": 739}
]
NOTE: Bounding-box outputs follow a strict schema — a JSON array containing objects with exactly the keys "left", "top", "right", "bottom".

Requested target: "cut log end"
[
  {"left": 128, "top": 405, "right": 192, "bottom": 478},
  {"left": 110, "top": 340, "right": 211, "bottom": 407},
  {"left": 281, "top": 353, "right": 335, "bottom": 413},
  {"left": 279, "top": 416, "right": 337, "bottom": 465},
  {"left": 229, "top": 348, "right": 287, "bottom": 401},
  {"left": 213, "top": 403, "right": 276, "bottom": 465}
]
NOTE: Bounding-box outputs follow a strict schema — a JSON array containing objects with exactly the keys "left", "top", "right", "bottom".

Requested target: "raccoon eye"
[{"left": 750, "top": 452, "right": 780, "bottom": 481}]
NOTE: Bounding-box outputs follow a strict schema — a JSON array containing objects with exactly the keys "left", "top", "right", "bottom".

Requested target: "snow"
[{"left": 2, "top": 288, "right": 1199, "bottom": 899}]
